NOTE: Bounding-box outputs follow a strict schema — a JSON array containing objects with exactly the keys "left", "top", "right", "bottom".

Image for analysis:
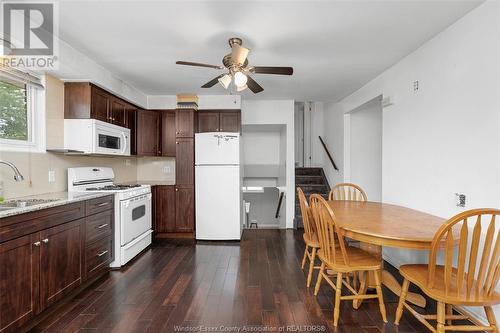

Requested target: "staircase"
[{"left": 295, "top": 167, "right": 330, "bottom": 229}]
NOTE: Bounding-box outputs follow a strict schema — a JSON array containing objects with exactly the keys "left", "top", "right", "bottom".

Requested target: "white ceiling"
[{"left": 57, "top": 0, "right": 483, "bottom": 101}]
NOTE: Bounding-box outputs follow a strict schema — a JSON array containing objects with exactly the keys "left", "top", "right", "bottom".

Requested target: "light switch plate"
[
  {"left": 162, "top": 166, "right": 171, "bottom": 174},
  {"left": 48, "top": 170, "right": 56, "bottom": 183}
]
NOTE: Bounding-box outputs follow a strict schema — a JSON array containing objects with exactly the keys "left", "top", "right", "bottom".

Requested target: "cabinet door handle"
[
  {"left": 96, "top": 223, "right": 108, "bottom": 229},
  {"left": 97, "top": 250, "right": 108, "bottom": 257},
  {"left": 175, "top": 188, "right": 178, "bottom": 192},
  {"left": 176, "top": 141, "right": 179, "bottom": 144},
  {"left": 42, "top": 238, "right": 49, "bottom": 244},
  {"left": 97, "top": 202, "right": 109, "bottom": 207},
  {"left": 33, "top": 241, "right": 41, "bottom": 247}
]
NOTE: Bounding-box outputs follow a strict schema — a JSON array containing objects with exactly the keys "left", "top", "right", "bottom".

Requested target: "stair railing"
[
  {"left": 318, "top": 136, "right": 339, "bottom": 171},
  {"left": 275, "top": 192, "right": 285, "bottom": 218}
]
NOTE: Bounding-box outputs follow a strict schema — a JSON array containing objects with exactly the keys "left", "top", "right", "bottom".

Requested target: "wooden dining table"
[{"left": 327, "top": 200, "right": 447, "bottom": 308}]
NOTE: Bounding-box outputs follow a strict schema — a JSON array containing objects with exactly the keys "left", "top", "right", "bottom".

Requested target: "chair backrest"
[
  {"left": 310, "top": 194, "right": 349, "bottom": 266},
  {"left": 297, "top": 187, "right": 315, "bottom": 239},
  {"left": 329, "top": 183, "right": 367, "bottom": 202},
  {"left": 428, "top": 208, "right": 500, "bottom": 297}
]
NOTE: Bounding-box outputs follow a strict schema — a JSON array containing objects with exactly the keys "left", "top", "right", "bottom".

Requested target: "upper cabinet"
[
  {"left": 136, "top": 110, "right": 160, "bottom": 156},
  {"left": 197, "top": 110, "right": 240, "bottom": 133},
  {"left": 175, "top": 109, "right": 196, "bottom": 138},
  {"left": 161, "top": 111, "right": 176, "bottom": 157},
  {"left": 64, "top": 82, "right": 136, "bottom": 129}
]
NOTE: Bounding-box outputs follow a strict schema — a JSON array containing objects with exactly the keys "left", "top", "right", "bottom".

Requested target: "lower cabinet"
[
  {"left": 175, "top": 185, "right": 194, "bottom": 232},
  {"left": 153, "top": 185, "right": 194, "bottom": 235},
  {"left": 0, "top": 234, "right": 40, "bottom": 332},
  {"left": 0, "top": 195, "right": 114, "bottom": 333},
  {"left": 40, "top": 220, "right": 83, "bottom": 310}
]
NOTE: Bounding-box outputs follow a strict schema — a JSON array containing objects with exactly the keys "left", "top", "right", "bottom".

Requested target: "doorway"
[{"left": 346, "top": 96, "right": 383, "bottom": 201}]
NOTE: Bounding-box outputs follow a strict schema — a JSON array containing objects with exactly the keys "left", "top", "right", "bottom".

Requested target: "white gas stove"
[{"left": 68, "top": 167, "right": 152, "bottom": 267}]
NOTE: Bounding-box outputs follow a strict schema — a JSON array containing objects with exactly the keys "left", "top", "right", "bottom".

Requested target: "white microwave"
[{"left": 64, "top": 119, "right": 131, "bottom": 156}]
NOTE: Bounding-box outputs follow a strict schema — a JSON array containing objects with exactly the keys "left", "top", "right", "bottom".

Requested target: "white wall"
[
  {"left": 322, "top": 102, "right": 344, "bottom": 186},
  {"left": 347, "top": 97, "right": 383, "bottom": 201},
  {"left": 241, "top": 100, "right": 295, "bottom": 229},
  {"left": 242, "top": 131, "right": 281, "bottom": 165},
  {"left": 243, "top": 187, "right": 280, "bottom": 227},
  {"left": 323, "top": 0, "right": 500, "bottom": 322}
]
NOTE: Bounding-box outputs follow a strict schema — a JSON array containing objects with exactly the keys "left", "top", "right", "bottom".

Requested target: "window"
[
  {"left": 0, "top": 74, "right": 45, "bottom": 152},
  {"left": 0, "top": 80, "right": 29, "bottom": 141}
]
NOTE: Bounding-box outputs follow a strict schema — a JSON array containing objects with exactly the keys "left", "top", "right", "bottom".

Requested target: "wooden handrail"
[
  {"left": 318, "top": 136, "right": 338, "bottom": 171},
  {"left": 275, "top": 192, "right": 284, "bottom": 219}
]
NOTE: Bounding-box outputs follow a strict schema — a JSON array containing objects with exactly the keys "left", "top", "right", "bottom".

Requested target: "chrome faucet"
[{"left": 0, "top": 161, "right": 24, "bottom": 181}]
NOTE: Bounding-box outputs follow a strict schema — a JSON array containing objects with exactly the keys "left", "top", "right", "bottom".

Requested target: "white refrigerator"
[{"left": 195, "top": 132, "right": 242, "bottom": 240}]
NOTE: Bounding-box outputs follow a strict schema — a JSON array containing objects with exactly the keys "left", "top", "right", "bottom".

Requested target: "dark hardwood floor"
[{"left": 31, "top": 229, "right": 472, "bottom": 333}]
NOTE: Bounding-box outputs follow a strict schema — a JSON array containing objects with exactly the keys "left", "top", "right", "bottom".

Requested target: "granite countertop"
[{"left": 0, "top": 191, "right": 113, "bottom": 219}]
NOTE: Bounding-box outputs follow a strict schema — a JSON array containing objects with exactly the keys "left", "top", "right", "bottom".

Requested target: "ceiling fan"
[{"left": 176, "top": 37, "right": 293, "bottom": 94}]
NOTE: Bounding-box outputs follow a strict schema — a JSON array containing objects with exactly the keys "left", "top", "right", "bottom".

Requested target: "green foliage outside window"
[{"left": 0, "top": 80, "right": 28, "bottom": 141}]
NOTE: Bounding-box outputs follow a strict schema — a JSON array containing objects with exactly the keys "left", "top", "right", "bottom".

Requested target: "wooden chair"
[
  {"left": 395, "top": 209, "right": 500, "bottom": 333},
  {"left": 309, "top": 194, "right": 387, "bottom": 326},
  {"left": 329, "top": 183, "right": 367, "bottom": 202},
  {"left": 297, "top": 187, "right": 321, "bottom": 288}
]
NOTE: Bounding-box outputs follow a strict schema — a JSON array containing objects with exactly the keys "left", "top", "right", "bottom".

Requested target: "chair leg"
[
  {"left": 446, "top": 304, "right": 453, "bottom": 325},
  {"left": 314, "top": 262, "right": 325, "bottom": 296},
  {"left": 306, "top": 247, "right": 317, "bottom": 288},
  {"left": 333, "top": 272, "right": 343, "bottom": 326},
  {"left": 485, "top": 306, "right": 499, "bottom": 333},
  {"left": 395, "top": 278, "right": 410, "bottom": 325},
  {"left": 353, "top": 271, "right": 367, "bottom": 310},
  {"left": 374, "top": 270, "right": 387, "bottom": 323},
  {"left": 437, "top": 301, "right": 445, "bottom": 333},
  {"left": 301, "top": 245, "right": 309, "bottom": 269}
]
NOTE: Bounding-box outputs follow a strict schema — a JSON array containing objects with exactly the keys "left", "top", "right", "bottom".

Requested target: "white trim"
[{"left": 0, "top": 77, "right": 46, "bottom": 152}]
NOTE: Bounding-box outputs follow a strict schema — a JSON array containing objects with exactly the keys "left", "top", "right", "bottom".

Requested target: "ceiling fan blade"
[
  {"left": 250, "top": 66, "right": 293, "bottom": 75},
  {"left": 201, "top": 74, "right": 224, "bottom": 88},
  {"left": 176, "top": 61, "right": 223, "bottom": 70},
  {"left": 246, "top": 75, "right": 264, "bottom": 94},
  {"left": 231, "top": 44, "right": 249, "bottom": 65}
]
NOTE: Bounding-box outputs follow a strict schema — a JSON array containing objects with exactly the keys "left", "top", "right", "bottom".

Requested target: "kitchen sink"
[{"left": 0, "top": 198, "right": 60, "bottom": 210}]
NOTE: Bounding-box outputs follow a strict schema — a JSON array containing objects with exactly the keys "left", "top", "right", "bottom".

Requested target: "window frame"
[{"left": 0, "top": 77, "right": 45, "bottom": 152}]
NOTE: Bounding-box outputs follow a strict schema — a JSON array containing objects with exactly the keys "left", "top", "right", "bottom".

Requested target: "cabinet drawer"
[
  {"left": 86, "top": 210, "right": 113, "bottom": 244},
  {"left": 85, "top": 236, "right": 112, "bottom": 277},
  {"left": 86, "top": 195, "right": 114, "bottom": 215}
]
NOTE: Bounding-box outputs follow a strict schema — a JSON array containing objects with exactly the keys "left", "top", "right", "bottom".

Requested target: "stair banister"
[{"left": 318, "top": 136, "right": 338, "bottom": 171}]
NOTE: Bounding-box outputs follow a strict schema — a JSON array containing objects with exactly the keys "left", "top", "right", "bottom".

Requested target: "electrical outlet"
[
  {"left": 125, "top": 159, "right": 131, "bottom": 166},
  {"left": 413, "top": 80, "right": 419, "bottom": 92},
  {"left": 455, "top": 193, "right": 466, "bottom": 207},
  {"left": 48, "top": 170, "right": 55, "bottom": 183},
  {"left": 162, "top": 166, "right": 171, "bottom": 174}
]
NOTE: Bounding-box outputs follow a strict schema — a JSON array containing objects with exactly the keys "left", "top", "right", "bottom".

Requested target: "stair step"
[
  {"left": 295, "top": 167, "right": 323, "bottom": 176},
  {"left": 296, "top": 175, "right": 324, "bottom": 185},
  {"left": 297, "top": 184, "right": 329, "bottom": 193}
]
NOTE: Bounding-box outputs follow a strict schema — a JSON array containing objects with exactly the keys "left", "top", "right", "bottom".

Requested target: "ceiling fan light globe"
[
  {"left": 218, "top": 74, "right": 231, "bottom": 89},
  {"left": 234, "top": 71, "right": 248, "bottom": 87},
  {"left": 236, "top": 84, "right": 247, "bottom": 92}
]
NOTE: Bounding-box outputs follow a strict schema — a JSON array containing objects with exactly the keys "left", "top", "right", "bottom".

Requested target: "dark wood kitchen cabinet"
[
  {"left": 136, "top": 110, "right": 160, "bottom": 156},
  {"left": 0, "top": 195, "right": 114, "bottom": 333},
  {"left": 175, "top": 109, "right": 196, "bottom": 138},
  {"left": 153, "top": 185, "right": 176, "bottom": 233},
  {"left": 39, "top": 220, "right": 83, "bottom": 310},
  {"left": 0, "top": 234, "right": 40, "bottom": 333},
  {"left": 109, "top": 97, "right": 127, "bottom": 128},
  {"left": 161, "top": 110, "right": 176, "bottom": 157},
  {"left": 219, "top": 111, "right": 241, "bottom": 132},
  {"left": 175, "top": 185, "right": 195, "bottom": 232},
  {"left": 197, "top": 110, "right": 241, "bottom": 133},
  {"left": 65, "top": 82, "right": 137, "bottom": 129},
  {"left": 175, "top": 138, "right": 194, "bottom": 185},
  {"left": 90, "top": 86, "right": 110, "bottom": 122},
  {"left": 198, "top": 111, "right": 220, "bottom": 132}
]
